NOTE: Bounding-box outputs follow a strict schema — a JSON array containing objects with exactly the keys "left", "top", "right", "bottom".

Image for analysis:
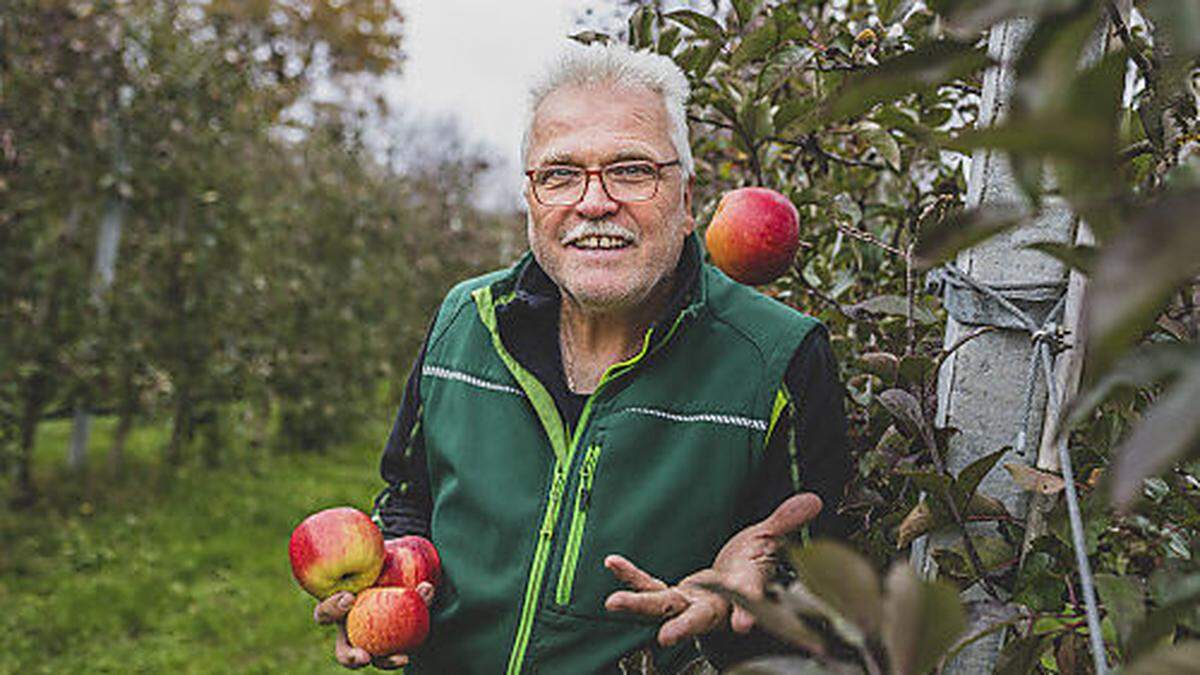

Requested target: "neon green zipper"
[
  {"left": 476, "top": 285, "right": 664, "bottom": 675},
  {"left": 555, "top": 443, "right": 603, "bottom": 605}
]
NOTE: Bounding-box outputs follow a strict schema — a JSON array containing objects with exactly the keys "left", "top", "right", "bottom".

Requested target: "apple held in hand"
[
  {"left": 705, "top": 187, "right": 801, "bottom": 286},
  {"left": 288, "top": 506, "right": 385, "bottom": 600},
  {"left": 375, "top": 535, "right": 442, "bottom": 590},
  {"left": 346, "top": 587, "right": 431, "bottom": 656}
]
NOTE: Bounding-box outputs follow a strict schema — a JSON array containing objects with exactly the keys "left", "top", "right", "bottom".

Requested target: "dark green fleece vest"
[{"left": 409, "top": 246, "right": 820, "bottom": 674}]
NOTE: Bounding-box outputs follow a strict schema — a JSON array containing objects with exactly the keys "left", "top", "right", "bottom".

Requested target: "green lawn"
[{"left": 0, "top": 414, "right": 390, "bottom": 674}]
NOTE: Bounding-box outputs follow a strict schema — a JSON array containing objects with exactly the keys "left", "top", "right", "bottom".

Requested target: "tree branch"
[
  {"left": 1106, "top": 0, "right": 1155, "bottom": 80},
  {"left": 1118, "top": 139, "right": 1154, "bottom": 162}
]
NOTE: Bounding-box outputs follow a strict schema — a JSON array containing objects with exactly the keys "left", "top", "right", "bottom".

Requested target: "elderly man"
[{"left": 314, "top": 42, "right": 851, "bottom": 673}]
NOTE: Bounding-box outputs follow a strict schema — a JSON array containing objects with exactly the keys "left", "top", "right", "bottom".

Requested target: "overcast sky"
[{"left": 386, "top": 0, "right": 607, "bottom": 210}]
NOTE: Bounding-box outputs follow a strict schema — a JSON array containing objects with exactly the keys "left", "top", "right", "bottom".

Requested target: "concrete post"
[{"left": 913, "top": 15, "right": 1107, "bottom": 673}]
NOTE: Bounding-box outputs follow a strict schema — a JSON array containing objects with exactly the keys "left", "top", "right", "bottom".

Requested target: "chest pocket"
[{"left": 548, "top": 405, "right": 763, "bottom": 619}]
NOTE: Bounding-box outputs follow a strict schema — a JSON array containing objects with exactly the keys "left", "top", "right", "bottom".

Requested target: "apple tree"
[{"left": 579, "top": 0, "right": 1200, "bottom": 671}]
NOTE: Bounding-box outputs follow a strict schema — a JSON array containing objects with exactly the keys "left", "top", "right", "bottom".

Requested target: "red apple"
[
  {"left": 705, "top": 187, "right": 800, "bottom": 285},
  {"left": 346, "top": 587, "right": 430, "bottom": 656},
  {"left": 375, "top": 535, "right": 442, "bottom": 590},
  {"left": 288, "top": 507, "right": 385, "bottom": 600}
]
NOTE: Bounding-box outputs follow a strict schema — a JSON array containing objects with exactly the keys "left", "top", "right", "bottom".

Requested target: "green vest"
[{"left": 411, "top": 243, "right": 820, "bottom": 674}]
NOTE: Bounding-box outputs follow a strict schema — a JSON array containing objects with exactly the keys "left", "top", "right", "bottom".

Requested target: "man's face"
[{"left": 524, "top": 82, "right": 694, "bottom": 313}]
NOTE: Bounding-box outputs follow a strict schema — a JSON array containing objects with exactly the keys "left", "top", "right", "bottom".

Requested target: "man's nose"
[{"left": 574, "top": 172, "right": 620, "bottom": 219}]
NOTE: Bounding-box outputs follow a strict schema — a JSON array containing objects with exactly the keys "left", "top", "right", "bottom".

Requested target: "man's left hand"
[{"left": 603, "top": 492, "right": 822, "bottom": 647}]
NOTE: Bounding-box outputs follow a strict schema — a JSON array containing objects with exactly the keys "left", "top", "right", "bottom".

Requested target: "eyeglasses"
[{"left": 524, "top": 159, "right": 681, "bottom": 206}]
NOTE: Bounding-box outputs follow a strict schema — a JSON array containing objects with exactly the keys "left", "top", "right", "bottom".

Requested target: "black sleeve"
[
  {"left": 701, "top": 326, "right": 853, "bottom": 669},
  {"left": 371, "top": 323, "right": 435, "bottom": 540},
  {"left": 734, "top": 326, "right": 853, "bottom": 539}
]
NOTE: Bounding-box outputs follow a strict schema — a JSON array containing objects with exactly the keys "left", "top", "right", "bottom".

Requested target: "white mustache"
[{"left": 560, "top": 221, "right": 639, "bottom": 246}]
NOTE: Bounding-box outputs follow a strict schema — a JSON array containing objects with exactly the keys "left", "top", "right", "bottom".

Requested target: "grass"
[{"left": 0, "top": 413, "right": 390, "bottom": 674}]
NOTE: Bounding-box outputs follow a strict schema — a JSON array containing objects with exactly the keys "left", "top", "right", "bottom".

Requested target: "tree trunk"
[
  {"left": 12, "top": 388, "right": 43, "bottom": 508},
  {"left": 66, "top": 402, "right": 91, "bottom": 474},
  {"left": 108, "top": 376, "right": 135, "bottom": 476},
  {"left": 165, "top": 382, "right": 191, "bottom": 467},
  {"left": 68, "top": 116, "right": 127, "bottom": 474}
]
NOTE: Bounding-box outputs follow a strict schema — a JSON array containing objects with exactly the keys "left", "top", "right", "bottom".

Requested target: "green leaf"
[
  {"left": 1122, "top": 641, "right": 1200, "bottom": 675},
  {"left": 628, "top": 5, "right": 655, "bottom": 49},
  {"left": 877, "top": 0, "right": 903, "bottom": 23},
  {"left": 821, "top": 40, "right": 989, "bottom": 123},
  {"left": 1010, "top": 4, "right": 1102, "bottom": 118},
  {"left": 1128, "top": 584, "right": 1200, "bottom": 660},
  {"left": 684, "top": 41, "right": 723, "bottom": 79},
  {"left": 1003, "top": 463, "right": 1065, "bottom": 495},
  {"left": 1094, "top": 573, "right": 1145, "bottom": 654},
  {"left": 877, "top": 425, "right": 910, "bottom": 455},
  {"left": 568, "top": 30, "right": 612, "bottom": 46},
  {"left": 859, "top": 351, "right": 900, "bottom": 382},
  {"left": 788, "top": 540, "right": 884, "bottom": 636},
  {"left": 697, "top": 582, "right": 828, "bottom": 656},
  {"left": 952, "top": 113, "right": 1110, "bottom": 162},
  {"left": 731, "top": 17, "right": 778, "bottom": 68},
  {"left": 993, "top": 632, "right": 1052, "bottom": 675},
  {"left": 1024, "top": 241, "right": 1096, "bottom": 273},
  {"left": 931, "top": 536, "right": 1013, "bottom": 585},
  {"left": 929, "top": 0, "right": 1079, "bottom": 34},
  {"left": 740, "top": 99, "right": 774, "bottom": 142},
  {"left": 1085, "top": 189, "right": 1200, "bottom": 372},
  {"left": 663, "top": 9, "right": 725, "bottom": 40},
  {"left": 882, "top": 563, "right": 967, "bottom": 675},
  {"left": 1111, "top": 360, "right": 1200, "bottom": 507},
  {"left": 1064, "top": 342, "right": 1199, "bottom": 430},
  {"left": 952, "top": 447, "right": 1008, "bottom": 512},
  {"left": 775, "top": 98, "right": 818, "bottom": 135},
  {"left": 859, "top": 122, "right": 902, "bottom": 171},
  {"left": 896, "top": 500, "right": 940, "bottom": 548},
  {"left": 898, "top": 470, "right": 954, "bottom": 499},
  {"left": 964, "top": 493, "right": 1008, "bottom": 520},
  {"left": 897, "top": 354, "right": 934, "bottom": 386},
  {"left": 944, "top": 601, "right": 1028, "bottom": 663},
  {"left": 733, "top": 0, "right": 765, "bottom": 27},
  {"left": 878, "top": 388, "right": 935, "bottom": 450},
  {"left": 1014, "top": 550, "right": 1067, "bottom": 612},
  {"left": 1144, "top": 0, "right": 1200, "bottom": 59},
  {"left": 657, "top": 26, "right": 682, "bottom": 56},
  {"left": 913, "top": 206, "right": 1023, "bottom": 269},
  {"left": 847, "top": 295, "right": 937, "bottom": 324}
]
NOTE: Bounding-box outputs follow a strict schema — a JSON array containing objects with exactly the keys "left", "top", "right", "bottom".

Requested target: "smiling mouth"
[{"left": 567, "top": 235, "right": 633, "bottom": 251}]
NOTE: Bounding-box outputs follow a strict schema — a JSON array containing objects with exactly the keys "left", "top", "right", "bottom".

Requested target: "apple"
[
  {"left": 705, "top": 187, "right": 801, "bottom": 285},
  {"left": 288, "top": 506, "right": 385, "bottom": 600},
  {"left": 374, "top": 535, "right": 442, "bottom": 590},
  {"left": 346, "top": 587, "right": 431, "bottom": 656}
]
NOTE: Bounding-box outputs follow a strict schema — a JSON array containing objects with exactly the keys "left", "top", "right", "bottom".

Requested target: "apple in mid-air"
[
  {"left": 374, "top": 535, "right": 442, "bottom": 590},
  {"left": 288, "top": 506, "right": 385, "bottom": 600},
  {"left": 346, "top": 587, "right": 431, "bottom": 656},
  {"left": 705, "top": 187, "right": 801, "bottom": 286}
]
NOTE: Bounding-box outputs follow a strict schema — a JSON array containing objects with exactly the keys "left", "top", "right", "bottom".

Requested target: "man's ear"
[{"left": 682, "top": 175, "right": 697, "bottom": 233}]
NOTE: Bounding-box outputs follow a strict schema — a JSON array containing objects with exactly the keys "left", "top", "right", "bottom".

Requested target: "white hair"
[{"left": 520, "top": 41, "right": 694, "bottom": 178}]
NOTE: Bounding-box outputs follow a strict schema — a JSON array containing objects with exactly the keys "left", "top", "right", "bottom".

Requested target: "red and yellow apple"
[
  {"left": 705, "top": 187, "right": 801, "bottom": 285},
  {"left": 375, "top": 535, "right": 442, "bottom": 590},
  {"left": 346, "top": 587, "right": 431, "bottom": 656},
  {"left": 288, "top": 506, "right": 385, "bottom": 600}
]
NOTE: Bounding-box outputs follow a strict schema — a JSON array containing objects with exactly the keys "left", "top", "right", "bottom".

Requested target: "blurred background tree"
[{"left": 0, "top": 0, "right": 515, "bottom": 506}]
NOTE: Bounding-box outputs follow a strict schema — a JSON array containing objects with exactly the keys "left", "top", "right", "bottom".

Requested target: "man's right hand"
[{"left": 314, "top": 582, "right": 435, "bottom": 670}]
